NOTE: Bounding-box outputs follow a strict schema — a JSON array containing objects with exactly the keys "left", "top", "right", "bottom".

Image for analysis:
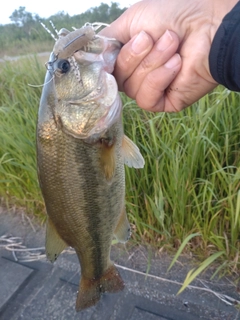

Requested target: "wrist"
[
  {"left": 209, "top": 1, "right": 240, "bottom": 91},
  {"left": 210, "top": 0, "right": 239, "bottom": 40},
  {"left": 212, "top": 0, "right": 239, "bottom": 18}
]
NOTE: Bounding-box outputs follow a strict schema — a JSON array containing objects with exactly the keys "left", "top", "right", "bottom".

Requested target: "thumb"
[
  {"left": 99, "top": 14, "right": 130, "bottom": 44},
  {"left": 99, "top": 4, "right": 142, "bottom": 44}
]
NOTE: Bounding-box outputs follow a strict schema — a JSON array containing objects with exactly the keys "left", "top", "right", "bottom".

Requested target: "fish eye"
[{"left": 57, "top": 59, "right": 70, "bottom": 73}]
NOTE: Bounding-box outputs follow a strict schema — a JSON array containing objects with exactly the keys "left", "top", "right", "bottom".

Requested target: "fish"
[{"left": 37, "top": 23, "right": 144, "bottom": 311}]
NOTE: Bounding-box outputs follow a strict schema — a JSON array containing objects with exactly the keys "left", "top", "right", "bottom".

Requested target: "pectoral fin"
[
  {"left": 114, "top": 207, "right": 131, "bottom": 243},
  {"left": 45, "top": 218, "right": 68, "bottom": 262},
  {"left": 122, "top": 135, "right": 145, "bottom": 168},
  {"left": 99, "top": 139, "right": 115, "bottom": 182}
]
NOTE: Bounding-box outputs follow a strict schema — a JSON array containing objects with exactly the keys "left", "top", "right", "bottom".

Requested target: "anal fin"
[
  {"left": 122, "top": 135, "right": 145, "bottom": 168},
  {"left": 45, "top": 218, "right": 68, "bottom": 262}
]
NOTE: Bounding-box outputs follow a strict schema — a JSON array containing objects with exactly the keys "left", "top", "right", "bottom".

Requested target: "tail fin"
[{"left": 75, "top": 264, "right": 124, "bottom": 311}]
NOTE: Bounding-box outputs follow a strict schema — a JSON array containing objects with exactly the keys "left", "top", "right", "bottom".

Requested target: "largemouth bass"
[{"left": 37, "top": 23, "right": 144, "bottom": 311}]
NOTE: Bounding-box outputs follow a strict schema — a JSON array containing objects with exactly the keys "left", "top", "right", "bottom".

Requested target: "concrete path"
[{"left": 0, "top": 208, "right": 239, "bottom": 320}]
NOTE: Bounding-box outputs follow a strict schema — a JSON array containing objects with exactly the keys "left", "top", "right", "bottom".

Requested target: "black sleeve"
[{"left": 209, "top": 1, "right": 240, "bottom": 91}]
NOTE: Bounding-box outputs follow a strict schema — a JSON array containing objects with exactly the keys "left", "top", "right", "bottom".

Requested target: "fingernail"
[
  {"left": 164, "top": 54, "right": 181, "bottom": 68},
  {"left": 156, "top": 30, "right": 173, "bottom": 51},
  {"left": 131, "top": 31, "right": 150, "bottom": 54}
]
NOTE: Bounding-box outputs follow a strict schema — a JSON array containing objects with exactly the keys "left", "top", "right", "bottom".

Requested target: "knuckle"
[
  {"left": 139, "top": 56, "right": 154, "bottom": 73},
  {"left": 145, "top": 72, "right": 161, "bottom": 92},
  {"left": 116, "top": 52, "right": 138, "bottom": 73},
  {"left": 124, "top": 83, "right": 137, "bottom": 100}
]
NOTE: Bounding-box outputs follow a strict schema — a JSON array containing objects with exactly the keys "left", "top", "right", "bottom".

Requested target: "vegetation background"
[
  {"left": 0, "top": 3, "right": 240, "bottom": 287},
  {"left": 0, "top": 3, "right": 126, "bottom": 58}
]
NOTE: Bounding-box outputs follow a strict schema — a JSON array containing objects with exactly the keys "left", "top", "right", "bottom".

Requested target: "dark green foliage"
[{"left": 0, "top": 3, "right": 126, "bottom": 58}]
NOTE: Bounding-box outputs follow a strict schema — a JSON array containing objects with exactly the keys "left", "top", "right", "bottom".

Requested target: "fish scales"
[
  {"left": 37, "top": 23, "right": 144, "bottom": 311},
  {"left": 38, "top": 120, "right": 124, "bottom": 279}
]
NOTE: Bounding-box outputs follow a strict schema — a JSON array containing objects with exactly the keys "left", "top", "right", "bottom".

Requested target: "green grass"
[
  {"left": 0, "top": 57, "right": 240, "bottom": 278},
  {"left": 123, "top": 90, "right": 240, "bottom": 273},
  {"left": 0, "top": 39, "right": 53, "bottom": 59},
  {"left": 0, "top": 57, "right": 46, "bottom": 219}
]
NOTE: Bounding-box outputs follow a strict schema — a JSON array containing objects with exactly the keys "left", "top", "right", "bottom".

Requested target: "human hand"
[{"left": 101, "top": 0, "right": 238, "bottom": 112}]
